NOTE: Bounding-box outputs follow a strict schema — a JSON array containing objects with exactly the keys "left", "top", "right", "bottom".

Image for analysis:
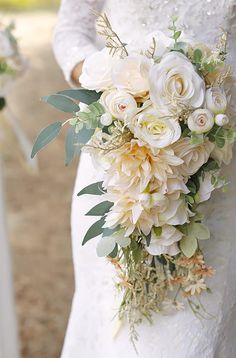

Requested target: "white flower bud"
[
  {"left": 100, "top": 113, "right": 113, "bottom": 126},
  {"left": 205, "top": 87, "right": 227, "bottom": 114},
  {"left": 215, "top": 113, "right": 229, "bottom": 126},
  {"left": 187, "top": 109, "right": 214, "bottom": 134}
]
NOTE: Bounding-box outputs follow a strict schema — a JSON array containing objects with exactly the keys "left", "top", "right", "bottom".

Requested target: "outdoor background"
[{"left": 1, "top": 1, "right": 76, "bottom": 356}]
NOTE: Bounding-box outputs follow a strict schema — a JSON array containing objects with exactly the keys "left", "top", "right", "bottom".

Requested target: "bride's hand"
[{"left": 71, "top": 61, "right": 84, "bottom": 86}]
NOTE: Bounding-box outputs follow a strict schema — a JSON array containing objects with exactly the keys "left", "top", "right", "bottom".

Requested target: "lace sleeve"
[{"left": 53, "top": 0, "right": 105, "bottom": 82}]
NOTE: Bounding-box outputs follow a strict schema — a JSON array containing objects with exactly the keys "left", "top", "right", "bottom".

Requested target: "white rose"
[
  {"left": 198, "top": 173, "right": 215, "bottom": 203},
  {"left": 150, "top": 52, "right": 205, "bottom": 113},
  {"left": 145, "top": 225, "right": 182, "bottom": 256},
  {"left": 211, "top": 141, "right": 234, "bottom": 165},
  {"left": 205, "top": 87, "right": 227, "bottom": 114},
  {"left": 79, "top": 48, "right": 116, "bottom": 91},
  {"left": 100, "top": 113, "right": 113, "bottom": 126},
  {"left": 112, "top": 54, "right": 151, "bottom": 96},
  {"left": 100, "top": 89, "right": 137, "bottom": 121},
  {"left": 187, "top": 109, "right": 214, "bottom": 134},
  {"left": 215, "top": 114, "right": 229, "bottom": 126},
  {"left": 133, "top": 107, "right": 181, "bottom": 148},
  {"left": 172, "top": 137, "right": 214, "bottom": 176},
  {"left": 0, "top": 30, "right": 15, "bottom": 58}
]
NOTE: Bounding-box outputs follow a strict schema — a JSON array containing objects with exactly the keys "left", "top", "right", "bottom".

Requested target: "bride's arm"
[{"left": 53, "top": 0, "right": 105, "bottom": 84}]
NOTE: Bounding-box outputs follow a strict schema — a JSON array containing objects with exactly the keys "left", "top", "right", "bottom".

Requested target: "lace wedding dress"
[{"left": 53, "top": 1, "right": 236, "bottom": 357}]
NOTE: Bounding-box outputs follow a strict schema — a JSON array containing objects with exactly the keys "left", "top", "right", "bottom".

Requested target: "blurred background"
[{"left": 1, "top": 1, "right": 76, "bottom": 357}]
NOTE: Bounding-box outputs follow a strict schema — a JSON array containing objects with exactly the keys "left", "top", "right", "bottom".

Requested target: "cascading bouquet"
[
  {"left": 32, "top": 15, "right": 236, "bottom": 340},
  {"left": 0, "top": 21, "right": 25, "bottom": 111}
]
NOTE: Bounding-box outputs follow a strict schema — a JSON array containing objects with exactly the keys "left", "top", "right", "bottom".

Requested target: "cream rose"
[
  {"left": 79, "top": 48, "right": 116, "bottom": 91},
  {"left": 100, "top": 89, "right": 138, "bottom": 120},
  {"left": 172, "top": 137, "right": 214, "bottom": 176},
  {"left": 112, "top": 54, "right": 151, "bottom": 96},
  {"left": 149, "top": 52, "right": 205, "bottom": 113},
  {"left": 205, "top": 87, "right": 227, "bottom": 114},
  {"left": 215, "top": 114, "right": 229, "bottom": 126},
  {"left": 0, "top": 30, "right": 15, "bottom": 58},
  {"left": 211, "top": 141, "right": 234, "bottom": 165},
  {"left": 145, "top": 225, "right": 182, "bottom": 256},
  {"left": 187, "top": 109, "right": 214, "bottom": 134},
  {"left": 133, "top": 107, "right": 181, "bottom": 148}
]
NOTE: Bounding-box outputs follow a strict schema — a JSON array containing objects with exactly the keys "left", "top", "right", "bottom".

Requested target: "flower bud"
[
  {"left": 100, "top": 113, "right": 113, "bottom": 126},
  {"left": 215, "top": 113, "right": 229, "bottom": 126}
]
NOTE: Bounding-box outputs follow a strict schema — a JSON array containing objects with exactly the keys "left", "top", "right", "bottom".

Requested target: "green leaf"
[
  {"left": 187, "top": 180, "right": 197, "bottom": 194},
  {"left": 57, "top": 89, "right": 102, "bottom": 104},
  {"left": 193, "top": 49, "right": 203, "bottom": 64},
  {"left": 215, "top": 136, "right": 225, "bottom": 148},
  {"left": 64, "top": 126, "right": 81, "bottom": 166},
  {"left": 41, "top": 94, "right": 80, "bottom": 113},
  {"left": 108, "top": 244, "right": 118, "bottom": 258},
  {"left": 31, "top": 122, "right": 62, "bottom": 158},
  {"left": 203, "top": 159, "right": 219, "bottom": 172},
  {"left": 102, "top": 226, "right": 120, "bottom": 237},
  {"left": 188, "top": 223, "right": 210, "bottom": 240},
  {"left": 180, "top": 236, "right": 198, "bottom": 258},
  {"left": 86, "top": 201, "right": 113, "bottom": 216},
  {"left": 96, "top": 236, "right": 116, "bottom": 257},
  {"left": 82, "top": 216, "right": 106, "bottom": 246},
  {"left": 0, "top": 97, "right": 6, "bottom": 111},
  {"left": 174, "top": 30, "right": 182, "bottom": 41},
  {"left": 77, "top": 126, "right": 94, "bottom": 144},
  {"left": 191, "top": 132, "right": 204, "bottom": 145},
  {"left": 77, "top": 182, "right": 105, "bottom": 197}
]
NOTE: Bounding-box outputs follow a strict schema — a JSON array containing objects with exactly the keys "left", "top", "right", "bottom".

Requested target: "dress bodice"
[{"left": 53, "top": 0, "right": 236, "bottom": 82}]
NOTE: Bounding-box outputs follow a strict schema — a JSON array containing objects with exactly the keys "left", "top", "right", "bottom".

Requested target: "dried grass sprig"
[{"left": 94, "top": 12, "right": 128, "bottom": 58}]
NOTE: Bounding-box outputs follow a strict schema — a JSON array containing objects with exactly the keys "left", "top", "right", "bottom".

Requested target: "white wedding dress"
[{"left": 53, "top": 1, "right": 236, "bottom": 357}]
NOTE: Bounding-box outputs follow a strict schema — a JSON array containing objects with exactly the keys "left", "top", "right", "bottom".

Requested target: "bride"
[{"left": 53, "top": 1, "right": 236, "bottom": 357}]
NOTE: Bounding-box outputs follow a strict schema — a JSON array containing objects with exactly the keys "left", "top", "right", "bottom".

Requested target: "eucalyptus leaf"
[
  {"left": 77, "top": 182, "right": 105, "bottom": 197},
  {"left": 64, "top": 126, "right": 81, "bottom": 166},
  {"left": 82, "top": 216, "right": 106, "bottom": 246},
  {"left": 180, "top": 236, "right": 198, "bottom": 258},
  {"left": 31, "top": 122, "right": 62, "bottom": 158},
  {"left": 57, "top": 89, "right": 102, "bottom": 104},
  {"left": 41, "top": 94, "right": 80, "bottom": 113},
  {"left": 86, "top": 201, "right": 113, "bottom": 216},
  {"left": 108, "top": 244, "right": 118, "bottom": 258},
  {"left": 102, "top": 226, "right": 120, "bottom": 237},
  {"left": 96, "top": 236, "right": 116, "bottom": 257}
]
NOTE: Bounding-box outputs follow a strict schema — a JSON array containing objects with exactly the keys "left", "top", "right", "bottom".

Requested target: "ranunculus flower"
[
  {"left": 112, "top": 54, "right": 151, "bottom": 96},
  {"left": 145, "top": 225, "right": 183, "bottom": 256},
  {"left": 0, "top": 30, "right": 15, "bottom": 58},
  {"left": 80, "top": 48, "right": 116, "bottom": 91},
  {"left": 149, "top": 52, "right": 205, "bottom": 113},
  {"left": 205, "top": 87, "right": 227, "bottom": 114},
  {"left": 215, "top": 113, "right": 229, "bottom": 126},
  {"left": 171, "top": 137, "right": 214, "bottom": 176},
  {"left": 211, "top": 141, "right": 234, "bottom": 165},
  {"left": 133, "top": 107, "right": 181, "bottom": 148},
  {"left": 187, "top": 109, "right": 214, "bottom": 134},
  {"left": 100, "top": 89, "right": 137, "bottom": 120}
]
